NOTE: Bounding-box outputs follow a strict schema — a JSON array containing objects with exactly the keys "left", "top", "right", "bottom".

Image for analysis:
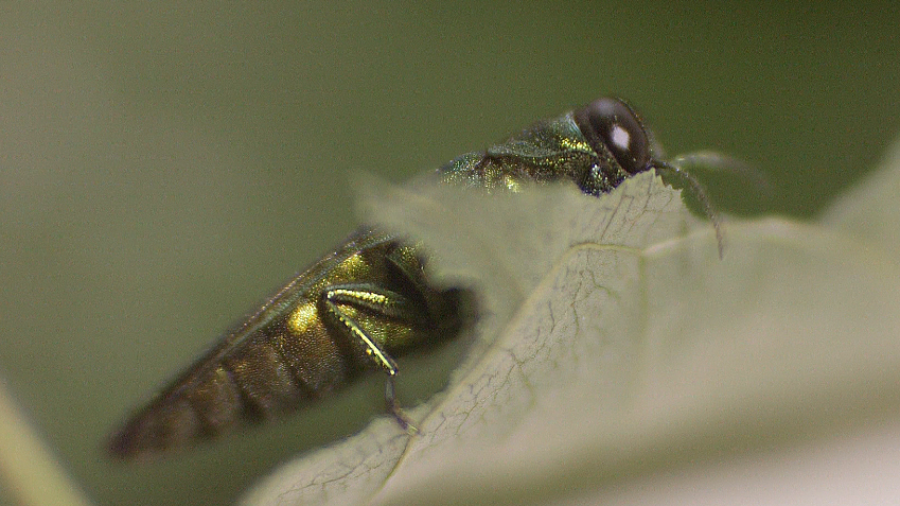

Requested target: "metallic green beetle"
[{"left": 108, "top": 97, "right": 705, "bottom": 459}]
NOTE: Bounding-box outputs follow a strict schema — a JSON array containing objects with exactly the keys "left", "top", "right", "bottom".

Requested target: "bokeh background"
[{"left": 1, "top": 3, "right": 898, "bottom": 505}]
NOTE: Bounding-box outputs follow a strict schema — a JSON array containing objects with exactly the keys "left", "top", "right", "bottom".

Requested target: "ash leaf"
[{"left": 242, "top": 146, "right": 900, "bottom": 506}]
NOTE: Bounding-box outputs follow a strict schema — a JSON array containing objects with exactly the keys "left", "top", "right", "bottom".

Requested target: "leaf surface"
[{"left": 243, "top": 149, "right": 900, "bottom": 506}]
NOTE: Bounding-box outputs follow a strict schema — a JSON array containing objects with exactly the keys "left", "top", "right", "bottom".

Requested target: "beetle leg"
[
  {"left": 323, "top": 284, "right": 423, "bottom": 433},
  {"left": 323, "top": 284, "right": 424, "bottom": 372},
  {"left": 386, "top": 375, "right": 419, "bottom": 435}
]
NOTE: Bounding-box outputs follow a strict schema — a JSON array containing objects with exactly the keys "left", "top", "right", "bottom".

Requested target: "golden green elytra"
[{"left": 108, "top": 98, "right": 713, "bottom": 459}]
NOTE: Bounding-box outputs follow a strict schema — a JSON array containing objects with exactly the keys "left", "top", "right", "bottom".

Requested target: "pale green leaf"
[
  {"left": 821, "top": 136, "right": 900, "bottom": 250},
  {"left": 242, "top": 141, "right": 900, "bottom": 506}
]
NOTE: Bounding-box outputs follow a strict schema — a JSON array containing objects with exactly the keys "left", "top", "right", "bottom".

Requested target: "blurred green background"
[{"left": 1, "top": 2, "right": 898, "bottom": 505}]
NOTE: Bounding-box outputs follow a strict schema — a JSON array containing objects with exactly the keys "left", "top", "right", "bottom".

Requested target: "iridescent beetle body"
[
  {"left": 109, "top": 98, "right": 703, "bottom": 459},
  {"left": 108, "top": 230, "right": 467, "bottom": 458}
]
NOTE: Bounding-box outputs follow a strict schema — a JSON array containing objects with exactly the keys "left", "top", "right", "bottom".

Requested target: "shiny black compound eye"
[{"left": 574, "top": 97, "right": 652, "bottom": 175}]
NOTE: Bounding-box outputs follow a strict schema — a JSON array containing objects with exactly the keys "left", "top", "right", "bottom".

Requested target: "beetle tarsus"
[{"left": 386, "top": 375, "right": 419, "bottom": 435}]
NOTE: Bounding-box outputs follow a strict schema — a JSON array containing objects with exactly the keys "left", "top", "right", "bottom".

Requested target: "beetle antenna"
[
  {"left": 671, "top": 151, "right": 771, "bottom": 195},
  {"left": 654, "top": 160, "right": 725, "bottom": 259}
]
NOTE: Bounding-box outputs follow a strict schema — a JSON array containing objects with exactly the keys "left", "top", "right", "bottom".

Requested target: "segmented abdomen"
[{"left": 108, "top": 313, "right": 360, "bottom": 458}]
